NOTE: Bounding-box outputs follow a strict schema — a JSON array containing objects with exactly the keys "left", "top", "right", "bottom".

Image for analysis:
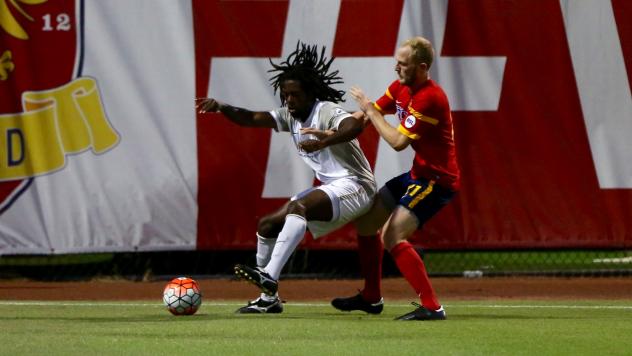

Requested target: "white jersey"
[{"left": 270, "top": 101, "right": 376, "bottom": 196}]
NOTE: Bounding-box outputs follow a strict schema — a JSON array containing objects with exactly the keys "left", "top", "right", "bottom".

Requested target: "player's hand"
[
  {"left": 196, "top": 97, "right": 222, "bottom": 114},
  {"left": 300, "top": 127, "right": 335, "bottom": 140},
  {"left": 349, "top": 86, "right": 372, "bottom": 112},
  {"left": 299, "top": 139, "right": 326, "bottom": 153}
]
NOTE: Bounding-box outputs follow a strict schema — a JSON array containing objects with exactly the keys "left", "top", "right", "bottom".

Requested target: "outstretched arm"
[
  {"left": 196, "top": 97, "right": 276, "bottom": 128},
  {"left": 299, "top": 114, "right": 364, "bottom": 153},
  {"left": 349, "top": 86, "right": 410, "bottom": 151}
]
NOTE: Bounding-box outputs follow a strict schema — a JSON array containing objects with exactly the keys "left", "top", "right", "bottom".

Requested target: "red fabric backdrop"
[{"left": 193, "top": 0, "right": 632, "bottom": 250}]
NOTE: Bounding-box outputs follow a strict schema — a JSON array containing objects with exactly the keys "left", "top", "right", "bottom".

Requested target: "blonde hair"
[{"left": 402, "top": 37, "right": 434, "bottom": 68}]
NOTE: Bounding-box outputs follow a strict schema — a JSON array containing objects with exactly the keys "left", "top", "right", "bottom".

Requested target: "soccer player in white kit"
[{"left": 196, "top": 43, "right": 383, "bottom": 314}]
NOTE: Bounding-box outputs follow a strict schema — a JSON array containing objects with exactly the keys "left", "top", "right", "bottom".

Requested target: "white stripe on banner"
[{"left": 561, "top": 0, "right": 632, "bottom": 188}]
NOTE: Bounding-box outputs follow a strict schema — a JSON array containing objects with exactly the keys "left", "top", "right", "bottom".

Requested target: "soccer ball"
[{"left": 163, "top": 277, "right": 202, "bottom": 315}]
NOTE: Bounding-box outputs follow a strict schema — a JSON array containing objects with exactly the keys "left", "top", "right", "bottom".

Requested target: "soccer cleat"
[
  {"left": 235, "top": 297, "right": 284, "bottom": 314},
  {"left": 394, "top": 302, "right": 446, "bottom": 321},
  {"left": 234, "top": 264, "right": 279, "bottom": 296},
  {"left": 331, "top": 292, "right": 384, "bottom": 314}
]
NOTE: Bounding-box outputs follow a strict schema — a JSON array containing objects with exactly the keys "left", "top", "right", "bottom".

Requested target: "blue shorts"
[{"left": 382, "top": 172, "right": 455, "bottom": 228}]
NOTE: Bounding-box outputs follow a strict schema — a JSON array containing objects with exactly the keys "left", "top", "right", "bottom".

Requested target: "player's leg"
[
  {"left": 383, "top": 206, "right": 443, "bottom": 311},
  {"left": 255, "top": 201, "right": 290, "bottom": 267},
  {"left": 235, "top": 203, "right": 289, "bottom": 314},
  {"left": 331, "top": 195, "right": 390, "bottom": 313},
  {"left": 355, "top": 193, "right": 392, "bottom": 301},
  {"left": 237, "top": 179, "right": 372, "bottom": 305},
  {"left": 263, "top": 189, "right": 332, "bottom": 279},
  {"left": 235, "top": 189, "right": 332, "bottom": 296},
  {"left": 383, "top": 206, "right": 444, "bottom": 320},
  {"left": 386, "top": 177, "right": 455, "bottom": 321}
]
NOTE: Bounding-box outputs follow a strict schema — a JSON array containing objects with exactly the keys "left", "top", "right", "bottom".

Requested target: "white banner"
[{"left": 0, "top": 0, "right": 198, "bottom": 254}]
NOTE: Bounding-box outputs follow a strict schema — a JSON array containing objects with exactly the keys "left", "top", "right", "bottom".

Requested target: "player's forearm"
[
  {"left": 217, "top": 103, "right": 257, "bottom": 126},
  {"left": 352, "top": 111, "right": 371, "bottom": 128},
  {"left": 364, "top": 106, "right": 405, "bottom": 150},
  {"left": 321, "top": 117, "right": 364, "bottom": 147}
]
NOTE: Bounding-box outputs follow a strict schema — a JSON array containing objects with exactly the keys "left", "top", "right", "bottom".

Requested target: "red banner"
[
  {"left": 194, "top": 0, "right": 632, "bottom": 250},
  {"left": 1, "top": 0, "right": 78, "bottom": 213}
]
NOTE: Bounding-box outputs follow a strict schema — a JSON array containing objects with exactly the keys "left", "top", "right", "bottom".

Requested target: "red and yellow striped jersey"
[{"left": 375, "top": 79, "right": 460, "bottom": 191}]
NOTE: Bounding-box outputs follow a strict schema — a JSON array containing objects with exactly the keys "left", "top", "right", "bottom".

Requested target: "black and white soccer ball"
[{"left": 163, "top": 277, "right": 202, "bottom": 315}]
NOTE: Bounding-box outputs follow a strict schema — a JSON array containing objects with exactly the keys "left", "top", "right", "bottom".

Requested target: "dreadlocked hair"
[{"left": 268, "top": 42, "right": 345, "bottom": 104}]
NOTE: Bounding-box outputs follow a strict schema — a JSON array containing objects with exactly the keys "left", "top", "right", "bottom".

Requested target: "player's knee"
[
  {"left": 286, "top": 200, "right": 307, "bottom": 217},
  {"left": 257, "top": 215, "right": 283, "bottom": 237},
  {"left": 383, "top": 235, "right": 404, "bottom": 251}
]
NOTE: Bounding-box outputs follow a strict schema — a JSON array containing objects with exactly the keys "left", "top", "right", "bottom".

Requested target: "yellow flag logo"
[
  {"left": 1, "top": 77, "right": 119, "bottom": 180},
  {"left": 0, "top": 0, "right": 48, "bottom": 40}
]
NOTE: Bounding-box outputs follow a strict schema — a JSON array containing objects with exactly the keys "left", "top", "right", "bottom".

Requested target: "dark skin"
[{"left": 196, "top": 79, "right": 365, "bottom": 238}]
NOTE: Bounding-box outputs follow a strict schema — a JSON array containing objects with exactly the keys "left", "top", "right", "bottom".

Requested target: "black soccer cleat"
[
  {"left": 236, "top": 296, "right": 284, "bottom": 314},
  {"left": 394, "top": 302, "right": 446, "bottom": 321},
  {"left": 331, "top": 292, "right": 384, "bottom": 314},
  {"left": 234, "top": 264, "right": 279, "bottom": 296}
]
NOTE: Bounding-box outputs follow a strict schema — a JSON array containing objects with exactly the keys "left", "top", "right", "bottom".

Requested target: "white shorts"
[{"left": 291, "top": 178, "right": 375, "bottom": 239}]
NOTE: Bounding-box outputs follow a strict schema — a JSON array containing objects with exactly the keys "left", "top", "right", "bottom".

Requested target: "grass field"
[{"left": 2, "top": 300, "right": 631, "bottom": 355}]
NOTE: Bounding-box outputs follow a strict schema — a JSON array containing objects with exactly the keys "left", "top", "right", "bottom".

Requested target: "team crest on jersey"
[
  {"left": 0, "top": 0, "right": 119, "bottom": 214},
  {"left": 395, "top": 103, "right": 407, "bottom": 121},
  {"left": 404, "top": 115, "right": 416, "bottom": 129},
  {"left": 332, "top": 107, "right": 346, "bottom": 118}
]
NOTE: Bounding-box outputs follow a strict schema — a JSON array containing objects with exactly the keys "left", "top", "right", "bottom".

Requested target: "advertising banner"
[{"left": 1, "top": 0, "right": 631, "bottom": 253}]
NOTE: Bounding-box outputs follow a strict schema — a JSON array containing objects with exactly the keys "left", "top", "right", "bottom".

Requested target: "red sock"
[
  {"left": 357, "top": 234, "right": 383, "bottom": 303},
  {"left": 390, "top": 241, "right": 441, "bottom": 310}
]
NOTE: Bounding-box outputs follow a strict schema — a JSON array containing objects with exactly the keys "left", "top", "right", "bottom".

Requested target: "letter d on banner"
[
  {"left": 0, "top": 107, "right": 65, "bottom": 181},
  {"left": 7, "top": 128, "right": 24, "bottom": 166}
]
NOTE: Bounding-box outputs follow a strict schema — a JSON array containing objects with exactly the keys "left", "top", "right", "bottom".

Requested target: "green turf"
[
  {"left": 423, "top": 250, "right": 632, "bottom": 275},
  {"left": 1, "top": 300, "right": 631, "bottom": 355}
]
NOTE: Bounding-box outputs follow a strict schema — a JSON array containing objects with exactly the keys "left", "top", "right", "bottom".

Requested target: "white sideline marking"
[
  {"left": 593, "top": 257, "right": 632, "bottom": 264},
  {"left": 0, "top": 301, "right": 631, "bottom": 310},
  {"left": 0, "top": 301, "right": 163, "bottom": 307},
  {"left": 448, "top": 304, "right": 632, "bottom": 310}
]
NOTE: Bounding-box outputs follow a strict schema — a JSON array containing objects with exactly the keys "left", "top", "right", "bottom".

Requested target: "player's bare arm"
[
  {"left": 349, "top": 86, "right": 410, "bottom": 151},
  {"left": 300, "top": 127, "right": 335, "bottom": 140},
  {"left": 299, "top": 111, "right": 366, "bottom": 139},
  {"left": 301, "top": 111, "right": 371, "bottom": 149},
  {"left": 299, "top": 116, "right": 364, "bottom": 153},
  {"left": 196, "top": 97, "right": 276, "bottom": 128},
  {"left": 352, "top": 110, "right": 371, "bottom": 128}
]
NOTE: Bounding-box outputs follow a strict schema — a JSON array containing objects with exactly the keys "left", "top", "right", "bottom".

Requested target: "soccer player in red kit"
[{"left": 345, "top": 36, "right": 460, "bottom": 320}]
